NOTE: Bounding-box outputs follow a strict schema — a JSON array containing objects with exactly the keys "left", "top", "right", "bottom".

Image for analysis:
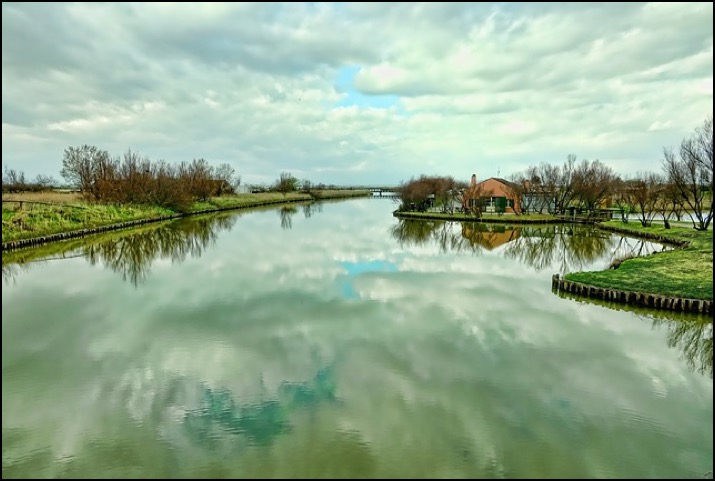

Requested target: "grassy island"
[{"left": 566, "top": 221, "right": 713, "bottom": 300}]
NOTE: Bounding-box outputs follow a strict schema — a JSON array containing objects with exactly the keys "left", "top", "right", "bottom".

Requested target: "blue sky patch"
[{"left": 334, "top": 65, "right": 403, "bottom": 111}]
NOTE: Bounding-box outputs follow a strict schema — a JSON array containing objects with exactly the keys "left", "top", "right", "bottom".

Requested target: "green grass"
[
  {"left": 2, "top": 221, "right": 167, "bottom": 265},
  {"left": 393, "top": 211, "right": 559, "bottom": 222},
  {"left": 2, "top": 203, "right": 173, "bottom": 243},
  {"left": 188, "top": 192, "right": 312, "bottom": 212},
  {"left": 188, "top": 190, "right": 370, "bottom": 211},
  {"left": 2, "top": 211, "right": 239, "bottom": 267},
  {"left": 1, "top": 191, "right": 370, "bottom": 244},
  {"left": 309, "top": 189, "right": 372, "bottom": 199},
  {"left": 565, "top": 221, "right": 713, "bottom": 300}
]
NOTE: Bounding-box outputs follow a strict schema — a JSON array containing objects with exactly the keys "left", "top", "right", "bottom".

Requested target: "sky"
[{"left": 2, "top": 2, "right": 713, "bottom": 186}]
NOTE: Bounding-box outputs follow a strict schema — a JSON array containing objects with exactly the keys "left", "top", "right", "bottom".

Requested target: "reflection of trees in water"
[
  {"left": 2, "top": 261, "right": 29, "bottom": 285},
  {"left": 2, "top": 248, "right": 85, "bottom": 284},
  {"left": 2, "top": 214, "right": 238, "bottom": 287},
  {"left": 391, "top": 220, "right": 668, "bottom": 274},
  {"left": 184, "top": 366, "right": 337, "bottom": 448},
  {"left": 278, "top": 201, "right": 326, "bottom": 228},
  {"left": 278, "top": 205, "right": 298, "bottom": 230},
  {"left": 302, "top": 201, "right": 323, "bottom": 219},
  {"left": 556, "top": 291, "right": 712, "bottom": 379},
  {"left": 608, "top": 234, "right": 668, "bottom": 261},
  {"left": 505, "top": 225, "right": 670, "bottom": 274},
  {"left": 3, "top": 202, "right": 329, "bottom": 285},
  {"left": 391, "top": 220, "right": 626, "bottom": 269},
  {"left": 85, "top": 214, "right": 237, "bottom": 286},
  {"left": 435, "top": 222, "right": 480, "bottom": 253},
  {"left": 390, "top": 220, "right": 478, "bottom": 253},
  {"left": 503, "top": 225, "right": 614, "bottom": 273},
  {"left": 391, "top": 219, "right": 442, "bottom": 248},
  {"left": 651, "top": 315, "right": 712, "bottom": 379}
]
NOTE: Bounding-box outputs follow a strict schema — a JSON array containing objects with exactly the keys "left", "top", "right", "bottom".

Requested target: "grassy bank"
[
  {"left": 2, "top": 190, "right": 369, "bottom": 244},
  {"left": 393, "top": 211, "right": 559, "bottom": 223},
  {"left": 2, "top": 218, "right": 171, "bottom": 266},
  {"left": 566, "top": 221, "right": 713, "bottom": 300}
]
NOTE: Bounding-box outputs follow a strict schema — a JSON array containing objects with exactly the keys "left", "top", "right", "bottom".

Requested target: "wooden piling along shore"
[
  {"left": 552, "top": 221, "right": 712, "bottom": 313},
  {"left": 552, "top": 273, "right": 712, "bottom": 315}
]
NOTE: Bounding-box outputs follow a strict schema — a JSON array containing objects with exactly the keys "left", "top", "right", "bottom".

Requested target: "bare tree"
[
  {"left": 661, "top": 181, "right": 686, "bottom": 223},
  {"left": 434, "top": 176, "right": 458, "bottom": 213},
  {"left": 61, "top": 145, "right": 114, "bottom": 200},
  {"left": 150, "top": 159, "right": 191, "bottom": 211},
  {"left": 33, "top": 174, "right": 57, "bottom": 190},
  {"left": 398, "top": 176, "right": 420, "bottom": 211},
  {"left": 61, "top": 145, "right": 241, "bottom": 208},
  {"left": 537, "top": 162, "right": 559, "bottom": 214},
  {"left": 572, "top": 158, "right": 618, "bottom": 212},
  {"left": 214, "top": 163, "right": 238, "bottom": 195},
  {"left": 187, "top": 158, "right": 216, "bottom": 201},
  {"left": 508, "top": 165, "right": 541, "bottom": 214},
  {"left": 624, "top": 172, "right": 663, "bottom": 227},
  {"left": 663, "top": 116, "right": 713, "bottom": 231},
  {"left": 274, "top": 172, "right": 299, "bottom": 196},
  {"left": 117, "top": 149, "right": 150, "bottom": 203},
  {"left": 2, "top": 167, "right": 26, "bottom": 192},
  {"left": 448, "top": 180, "right": 469, "bottom": 213},
  {"left": 300, "top": 179, "right": 312, "bottom": 194},
  {"left": 398, "top": 176, "right": 455, "bottom": 212},
  {"left": 536, "top": 156, "right": 577, "bottom": 215},
  {"left": 612, "top": 177, "right": 634, "bottom": 223}
]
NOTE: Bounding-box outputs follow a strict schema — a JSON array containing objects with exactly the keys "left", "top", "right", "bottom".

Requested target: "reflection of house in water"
[{"left": 461, "top": 223, "right": 521, "bottom": 251}]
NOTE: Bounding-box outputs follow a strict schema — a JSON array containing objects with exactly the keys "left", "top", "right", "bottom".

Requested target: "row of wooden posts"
[{"left": 551, "top": 274, "right": 712, "bottom": 315}]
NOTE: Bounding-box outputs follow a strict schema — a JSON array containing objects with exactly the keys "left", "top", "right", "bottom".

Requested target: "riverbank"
[
  {"left": 393, "top": 210, "right": 713, "bottom": 309},
  {"left": 393, "top": 211, "right": 562, "bottom": 223},
  {"left": 564, "top": 221, "right": 713, "bottom": 302},
  {"left": 1, "top": 190, "right": 370, "bottom": 250}
]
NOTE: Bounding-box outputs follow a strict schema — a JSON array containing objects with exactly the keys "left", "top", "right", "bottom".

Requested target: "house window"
[{"left": 507, "top": 199, "right": 514, "bottom": 208}]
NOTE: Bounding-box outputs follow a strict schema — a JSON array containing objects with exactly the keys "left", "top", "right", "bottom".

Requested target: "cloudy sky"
[{"left": 2, "top": 2, "right": 712, "bottom": 186}]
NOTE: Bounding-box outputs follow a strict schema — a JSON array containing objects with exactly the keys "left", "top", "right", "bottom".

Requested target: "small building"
[{"left": 463, "top": 174, "right": 520, "bottom": 214}]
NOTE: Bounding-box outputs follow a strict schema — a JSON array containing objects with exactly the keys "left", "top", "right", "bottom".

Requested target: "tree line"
[
  {"left": 57, "top": 145, "right": 241, "bottom": 210},
  {"left": 2, "top": 167, "right": 57, "bottom": 193},
  {"left": 398, "top": 116, "right": 712, "bottom": 231},
  {"left": 3, "top": 145, "right": 347, "bottom": 206}
]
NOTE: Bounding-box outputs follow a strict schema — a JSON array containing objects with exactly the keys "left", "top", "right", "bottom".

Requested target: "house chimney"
[{"left": 470, "top": 174, "right": 477, "bottom": 187}]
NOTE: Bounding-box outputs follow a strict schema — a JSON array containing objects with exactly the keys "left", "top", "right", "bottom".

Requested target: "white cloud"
[{"left": 2, "top": 2, "right": 712, "bottom": 185}]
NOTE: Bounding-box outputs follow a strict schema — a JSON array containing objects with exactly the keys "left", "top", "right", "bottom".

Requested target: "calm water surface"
[{"left": 2, "top": 199, "right": 712, "bottom": 478}]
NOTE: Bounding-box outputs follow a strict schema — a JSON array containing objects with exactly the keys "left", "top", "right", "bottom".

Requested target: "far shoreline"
[
  {"left": 391, "top": 210, "right": 713, "bottom": 311},
  {"left": 1, "top": 190, "right": 370, "bottom": 251},
  {"left": 393, "top": 210, "right": 569, "bottom": 224}
]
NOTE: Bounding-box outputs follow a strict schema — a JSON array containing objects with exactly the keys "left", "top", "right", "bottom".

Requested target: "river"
[{"left": 2, "top": 198, "right": 712, "bottom": 478}]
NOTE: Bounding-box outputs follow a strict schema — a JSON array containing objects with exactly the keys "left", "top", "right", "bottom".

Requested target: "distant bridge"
[
  {"left": 339, "top": 186, "right": 400, "bottom": 197},
  {"left": 339, "top": 185, "right": 398, "bottom": 190},
  {"left": 370, "top": 189, "right": 399, "bottom": 197}
]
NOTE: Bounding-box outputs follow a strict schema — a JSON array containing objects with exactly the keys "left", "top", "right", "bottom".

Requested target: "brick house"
[{"left": 463, "top": 174, "right": 521, "bottom": 214}]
